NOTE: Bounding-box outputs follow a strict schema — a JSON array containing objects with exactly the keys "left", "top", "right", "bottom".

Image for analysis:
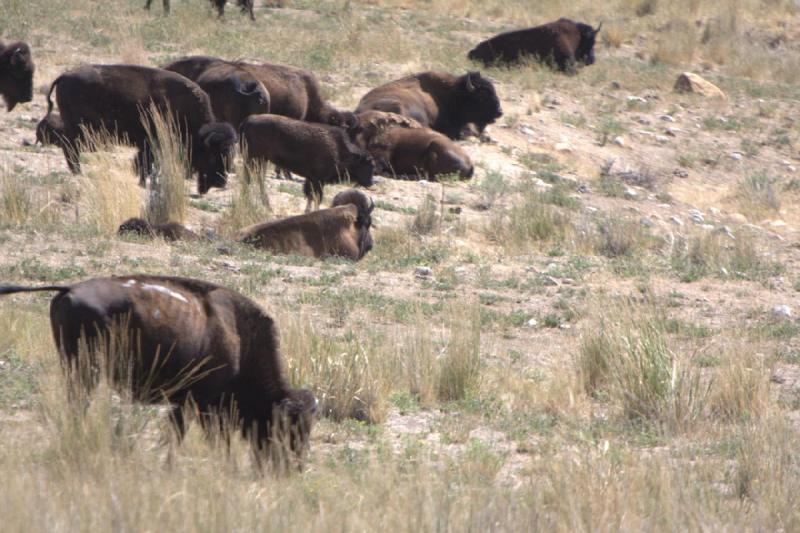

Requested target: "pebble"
[
  {"left": 640, "top": 217, "right": 654, "bottom": 227},
  {"left": 627, "top": 95, "right": 647, "bottom": 104},
  {"left": 730, "top": 152, "right": 743, "bottom": 161},
  {"left": 526, "top": 318, "right": 539, "bottom": 328},
  {"left": 585, "top": 206, "right": 599, "bottom": 213},
  {"left": 768, "top": 220, "right": 787, "bottom": 228},
  {"left": 655, "top": 135, "right": 670, "bottom": 143},
  {"left": 673, "top": 168, "right": 689, "bottom": 178},
  {"left": 670, "top": 216, "right": 684, "bottom": 226},
  {"left": 714, "top": 225, "right": 735, "bottom": 239},
  {"left": 613, "top": 136, "right": 625, "bottom": 147},
  {"left": 418, "top": 179, "right": 429, "bottom": 186},
  {"left": 540, "top": 275, "right": 559, "bottom": 287},
  {"left": 659, "top": 114, "right": 676, "bottom": 122},
  {"left": 772, "top": 305, "right": 793, "bottom": 318},
  {"left": 624, "top": 187, "right": 638, "bottom": 199},
  {"left": 520, "top": 126, "right": 536, "bottom": 137},
  {"left": 414, "top": 266, "right": 433, "bottom": 278},
  {"left": 689, "top": 209, "right": 705, "bottom": 223}
]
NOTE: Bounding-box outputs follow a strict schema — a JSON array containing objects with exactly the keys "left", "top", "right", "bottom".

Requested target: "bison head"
[
  {"left": 576, "top": 22, "right": 601, "bottom": 66},
  {"left": 195, "top": 122, "right": 237, "bottom": 194},
  {"left": 467, "top": 42, "right": 495, "bottom": 66},
  {"left": 274, "top": 388, "right": 318, "bottom": 457},
  {"left": 35, "top": 113, "right": 66, "bottom": 148},
  {"left": 425, "top": 139, "right": 474, "bottom": 180},
  {"left": 0, "top": 42, "right": 35, "bottom": 112},
  {"left": 454, "top": 71, "right": 502, "bottom": 135},
  {"left": 117, "top": 217, "right": 155, "bottom": 238},
  {"left": 332, "top": 189, "right": 375, "bottom": 258},
  {"left": 344, "top": 147, "right": 376, "bottom": 190},
  {"left": 234, "top": 76, "right": 270, "bottom": 117}
]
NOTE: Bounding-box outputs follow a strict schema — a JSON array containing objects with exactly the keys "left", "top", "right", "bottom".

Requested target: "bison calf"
[
  {"left": 468, "top": 18, "right": 601, "bottom": 73},
  {"left": 117, "top": 217, "right": 200, "bottom": 241},
  {"left": 240, "top": 114, "right": 374, "bottom": 211},
  {"left": 0, "top": 41, "right": 35, "bottom": 112},
  {"left": 236, "top": 188, "right": 374, "bottom": 260},
  {"left": 355, "top": 71, "right": 502, "bottom": 141},
  {"left": 0, "top": 276, "right": 317, "bottom": 460}
]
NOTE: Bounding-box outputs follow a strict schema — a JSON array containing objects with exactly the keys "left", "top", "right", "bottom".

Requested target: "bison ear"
[{"left": 465, "top": 71, "right": 483, "bottom": 92}]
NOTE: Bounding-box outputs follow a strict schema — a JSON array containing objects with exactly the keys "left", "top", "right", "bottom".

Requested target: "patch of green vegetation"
[
  {"left": 0, "top": 258, "right": 86, "bottom": 282},
  {"left": 0, "top": 351, "right": 39, "bottom": 409},
  {"left": 373, "top": 200, "right": 416, "bottom": 214},
  {"left": 190, "top": 199, "right": 221, "bottom": 213}
]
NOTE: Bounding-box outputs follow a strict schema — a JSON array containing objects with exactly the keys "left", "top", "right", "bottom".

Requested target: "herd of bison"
[{"left": 0, "top": 15, "right": 601, "bottom": 462}]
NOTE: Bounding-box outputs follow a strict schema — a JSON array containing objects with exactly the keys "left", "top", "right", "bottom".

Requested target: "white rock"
[
  {"left": 418, "top": 180, "right": 429, "bottom": 186},
  {"left": 730, "top": 152, "right": 743, "bottom": 161},
  {"left": 689, "top": 210, "right": 705, "bottom": 223},
  {"left": 555, "top": 142, "right": 573, "bottom": 152},
  {"left": 585, "top": 206, "right": 599, "bottom": 214},
  {"left": 772, "top": 305, "right": 792, "bottom": 318},
  {"left": 613, "top": 136, "right": 625, "bottom": 147},
  {"left": 624, "top": 187, "right": 638, "bottom": 199},
  {"left": 709, "top": 207, "right": 721, "bottom": 216},
  {"left": 655, "top": 135, "right": 670, "bottom": 143},
  {"left": 526, "top": 318, "right": 539, "bottom": 328},
  {"left": 627, "top": 96, "right": 647, "bottom": 104},
  {"left": 659, "top": 114, "right": 676, "bottom": 122},
  {"left": 670, "top": 216, "right": 684, "bottom": 226},
  {"left": 520, "top": 126, "right": 536, "bottom": 137},
  {"left": 768, "top": 220, "right": 787, "bottom": 228}
]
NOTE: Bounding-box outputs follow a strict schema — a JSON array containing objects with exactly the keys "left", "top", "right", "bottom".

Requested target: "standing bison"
[
  {"left": 45, "top": 64, "right": 237, "bottom": 194},
  {"left": 240, "top": 114, "right": 375, "bottom": 211},
  {"left": 355, "top": 71, "right": 502, "bottom": 140},
  {"left": 0, "top": 41, "right": 35, "bottom": 112},
  {"left": 164, "top": 58, "right": 270, "bottom": 130},
  {"left": 236, "top": 189, "right": 375, "bottom": 260},
  {"left": 145, "top": 0, "right": 255, "bottom": 20},
  {"left": 468, "top": 18, "right": 602, "bottom": 73},
  {"left": 0, "top": 276, "right": 317, "bottom": 459}
]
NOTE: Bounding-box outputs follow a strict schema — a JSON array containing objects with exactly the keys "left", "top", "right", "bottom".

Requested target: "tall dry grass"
[{"left": 141, "top": 104, "right": 190, "bottom": 226}]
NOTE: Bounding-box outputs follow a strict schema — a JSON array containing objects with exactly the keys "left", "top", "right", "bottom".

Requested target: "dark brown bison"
[
  {"left": 0, "top": 276, "right": 317, "bottom": 458},
  {"left": 117, "top": 217, "right": 201, "bottom": 241},
  {"left": 240, "top": 114, "right": 374, "bottom": 211},
  {"left": 0, "top": 41, "right": 35, "bottom": 112},
  {"left": 163, "top": 59, "right": 269, "bottom": 129},
  {"left": 355, "top": 71, "right": 502, "bottom": 140},
  {"left": 145, "top": 0, "right": 254, "bottom": 20},
  {"left": 35, "top": 113, "right": 67, "bottom": 148},
  {"left": 45, "top": 64, "right": 237, "bottom": 194},
  {"left": 236, "top": 189, "right": 375, "bottom": 260},
  {"left": 468, "top": 18, "right": 602, "bottom": 73},
  {"left": 370, "top": 126, "right": 474, "bottom": 181},
  {"left": 166, "top": 56, "right": 354, "bottom": 128}
]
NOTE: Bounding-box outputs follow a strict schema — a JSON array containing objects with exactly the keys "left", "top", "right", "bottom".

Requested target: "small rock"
[
  {"left": 655, "top": 135, "right": 669, "bottom": 143},
  {"left": 714, "top": 225, "right": 735, "bottom": 239},
  {"left": 674, "top": 72, "right": 728, "bottom": 99},
  {"left": 418, "top": 179, "right": 429, "bottom": 187},
  {"left": 689, "top": 209, "right": 705, "bottom": 223},
  {"left": 415, "top": 266, "right": 433, "bottom": 278},
  {"left": 670, "top": 216, "right": 684, "bottom": 226},
  {"left": 720, "top": 267, "right": 729, "bottom": 276},
  {"left": 772, "top": 305, "right": 792, "bottom": 318},
  {"left": 612, "top": 136, "right": 625, "bottom": 147},
  {"left": 526, "top": 318, "right": 539, "bottom": 328},
  {"left": 788, "top": 165, "right": 797, "bottom": 173},
  {"left": 558, "top": 323, "right": 571, "bottom": 330},
  {"left": 659, "top": 114, "right": 676, "bottom": 122},
  {"left": 555, "top": 142, "right": 573, "bottom": 152},
  {"left": 637, "top": 117, "right": 652, "bottom": 125},
  {"left": 730, "top": 152, "right": 743, "bottom": 161},
  {"left": 627, "top": 95, "right": 646, "bottom": 104},
  {"left": 584, "top": 205, "right": 598, "bottom": 214},
  {"left": 640, "top": 217, "right": 654, "bottom": 227},
  {"left": 709, "top": 207, "right": 721, "bottom": 216},
  {"left": 610, "top": 81, "right": 622, "bottom": 90},
  {"left": 519, "top": 126, "right": 536, "bottom": 137},
  {"left": 577, "top": 184, "right": 590, "bottom": 194},
  {"left": 673, "top": 168, "right": 689, "bottom": 178},
  {"left": 768, "top": 220, "right": 787, "bottom": 228},
  {"left": 624, "top": 187, "right": 638, "bottom": 199}
]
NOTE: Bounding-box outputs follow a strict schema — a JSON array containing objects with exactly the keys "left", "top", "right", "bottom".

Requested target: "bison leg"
[
  {"left": 240, "top": 0, "right": 255, "bottom": 20},
  {"left": 211, "top": 0, "right": 225, "bottom": 17},
  {"left": 62, "top": 143, "right": 81, "bottom": 174},
  {"left": 303, "top": 179, "right": 324, "bottom": 212},
  {"left": 134, "top": 146, "right": 155, "bottom": 187},
  {"left": 163, "top": 0, "right": 170, "bottom": 13}
]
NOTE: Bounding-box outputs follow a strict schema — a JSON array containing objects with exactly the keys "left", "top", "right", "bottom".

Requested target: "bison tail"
[
  {"left": 45, "top": 76, "right": 62, "bottom": 116},
  {"left": 0, "top": 284, "right": 71, "bottom": 296}
]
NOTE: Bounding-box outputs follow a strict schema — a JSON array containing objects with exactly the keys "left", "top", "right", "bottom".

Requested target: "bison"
[
  {"left": 240, "top": 114, "right": 374, "bottom": 211},
  {"left": 0, "top": 41, "right": 35, "bottom": 112},
  {"left": 145, "top": 0, "right": 255, "bottom": 20},
  {"left": 370, "top": 126, "right": 474, "bottom": 181},
  {"left": 0, "top": 276, "right": 317, "bottom": 459},
  {"left": 355, "top": 71, "right": 502, "bottom": 140},
  {"left": 236, "top": 189, "right": 375, "bottom": 260},
  {"left": 468, "top": 18, "right": 602, "bottom": 73},
  {"left": 35, "top": 112, "right": 67, "bottom": 148},
  {"left": 162, "top": 58, "right": 269, "bottom": 131},
  {"left": 45, "top": 64, "right": 237, "bottom": 194},
  {"left": 117, "top": 217, "right": 201, "bottom": 241},
  {"left": 165, "top": 56, "right": 354, "bottom": 128}
]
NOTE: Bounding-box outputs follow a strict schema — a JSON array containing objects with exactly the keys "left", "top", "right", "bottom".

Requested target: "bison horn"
[{"left": 594, "top": 22, "right": 603, "bottom": 35}]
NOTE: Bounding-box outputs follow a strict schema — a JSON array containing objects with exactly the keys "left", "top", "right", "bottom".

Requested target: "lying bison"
[
  {"left": 236, "top": 189, "right": 375, "bottom": 260},
  {"left": 468, "top": 18, "right": 602, "bottom": 73},
  {"left": 163, "top": 57, "right": 269, "bottom": 130},
  {"left": 240, "top": 114, "right": 374, "bottom": 211},
  {"left": 45, "top": 64, "right": 237, "bottom": 194},
  {"left": 117, "top": 218, "right": 200, "bottom": 241},
  {"left": 145, "top": 0, "right": 254, "bottom": 20},
  {"left": 0, "top": 41, "right": 35, "bottom": 112},
  {"left": 167, "top": 55, "right": 354, "bottom": 128},
  {"left": 355, "top": 71, "right": 502, "bottom": 140},
  {"left": 371, "top": 127, "right": 474, "bottom": 181},
  {"left": 0, "top": 276, "right": 317, "bottom": 458}
]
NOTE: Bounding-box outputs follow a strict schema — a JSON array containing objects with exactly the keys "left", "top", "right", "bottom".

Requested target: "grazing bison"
[
  {"left": 145, "top": 0, "right": 255, "bottom": 20},
  {"left": 240, "top": 114, "right": 374, "bottom": 211},
  {"left": 0, "top": 41, "right": 35, "bottom": 112},
  {"left": 468, "top": 18, "right": 602, "bottom": 73},
  {"left": 369, "top": 126, "right": 474, "bottom": 180},
  {"left": 236, "top": 189, "right": 375, "bottom": 260},
  {"left": 165, "top": 56, "right": 354, "bottom": 128},
  {"left": 355, "top": 71, "right": 502, "bottom": 140},
  {"left": 35, "top": 113, "right": 67, "bottom": 148},
  {"left": 118, "top": 217, "right": 200, "bottom": 241},
  {"left": 0, "top": 276, "right": 317, "bottom": 458},
  {"left": 45, "top": 64, "right": 237, "bottom": 194}
]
